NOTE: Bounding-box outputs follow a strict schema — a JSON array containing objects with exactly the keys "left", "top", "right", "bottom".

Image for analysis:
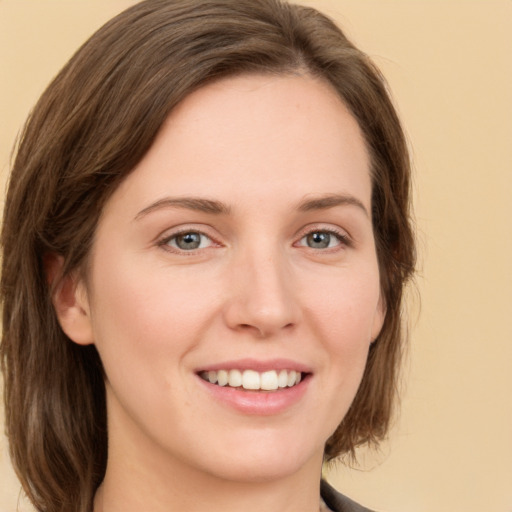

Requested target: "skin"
[{"left": 55, "top": 73, "right": 385, "bottom": 512}]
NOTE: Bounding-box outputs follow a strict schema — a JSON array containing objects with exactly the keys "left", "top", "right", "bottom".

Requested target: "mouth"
[{"left": 198, "top": 369, "right": 306, "bottom": 391}]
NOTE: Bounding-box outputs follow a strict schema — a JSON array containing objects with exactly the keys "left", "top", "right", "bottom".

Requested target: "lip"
[
  {"left": 195, "top": 358, "right": 312, "bottom": 416},
  {"left": 196, "top": 358, "right": 313, "bottom": 373}
]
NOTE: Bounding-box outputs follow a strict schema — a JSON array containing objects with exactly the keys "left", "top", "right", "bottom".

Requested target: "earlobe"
[{"left": 45, "top": 253, "right": 94, "bottom": 346}]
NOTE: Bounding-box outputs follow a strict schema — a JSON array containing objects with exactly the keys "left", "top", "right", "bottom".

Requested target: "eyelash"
[
  {"left": 296, "top": 227, "right": 352, "bottom": 250},
  {"left": 157, "top": 226, "right": 351, "bottom": 254},
  {"left": 157, "top": 228, "right": 220, "bottom": 253}
]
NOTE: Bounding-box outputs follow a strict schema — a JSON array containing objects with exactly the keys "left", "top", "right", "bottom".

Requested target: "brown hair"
[{"left": 1, "top": 1, "right": 415, "bottom": 511}]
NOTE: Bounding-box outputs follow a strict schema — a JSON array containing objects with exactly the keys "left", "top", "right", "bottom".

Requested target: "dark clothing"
[{"left": 321, "top": 480, "right": 376, "bottom": 512}]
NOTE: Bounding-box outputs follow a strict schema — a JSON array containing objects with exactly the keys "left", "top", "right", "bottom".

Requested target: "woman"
[{"left": 0, "top": 1, "right": 415, "bottom": 511}]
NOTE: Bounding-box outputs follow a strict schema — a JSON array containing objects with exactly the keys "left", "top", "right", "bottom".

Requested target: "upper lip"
[{"left": 196, "top": 358, "right": 313, "bottom": 374}]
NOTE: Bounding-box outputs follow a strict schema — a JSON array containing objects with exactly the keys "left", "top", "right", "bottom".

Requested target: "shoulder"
[{"left": 321, "top": 480, "right": 378, "bottom": 512}]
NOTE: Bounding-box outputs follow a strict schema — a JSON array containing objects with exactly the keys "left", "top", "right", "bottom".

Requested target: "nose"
[{"left": 223, "top": 247, "right": 301, "bottom": 338}]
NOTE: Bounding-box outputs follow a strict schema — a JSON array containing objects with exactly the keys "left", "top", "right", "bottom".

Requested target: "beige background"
[{"left": 1, "top": 1, "right": 511, "bottom": 511}]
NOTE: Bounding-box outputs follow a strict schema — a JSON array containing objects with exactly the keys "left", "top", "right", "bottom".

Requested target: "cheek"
[
  {"left": 87, "top": 257, "right": 226, "bottom": 439},
  {"left": 304, "top": 263, "right": 382, "bottom": 344},
  {"left": 302, "top": 264, "right": 381, "bottom": 395},
  {"left": 88, "top": 252, "right": 222, "bottom": 379}
]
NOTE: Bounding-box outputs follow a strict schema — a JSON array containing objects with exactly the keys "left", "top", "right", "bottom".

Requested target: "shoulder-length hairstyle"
[{"left": 1, "top": 1, "right": 415, "bottom": 511}]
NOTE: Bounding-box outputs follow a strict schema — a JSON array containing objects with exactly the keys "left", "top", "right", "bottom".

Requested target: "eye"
[
  {"left": 298, "top": 230, "right": 348, "bottom": 249},
  {"left": 164, "top": 231, "right": 213, "bottom": 251}
]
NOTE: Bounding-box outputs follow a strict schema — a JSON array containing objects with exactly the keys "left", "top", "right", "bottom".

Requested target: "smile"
[{"left": 199, "top": 369, "right": 303, "bottom": 391}]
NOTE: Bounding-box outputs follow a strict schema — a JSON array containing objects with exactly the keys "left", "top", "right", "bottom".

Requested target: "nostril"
[{"left": 235, "top": 321, "right": 296, "bottom": 338}]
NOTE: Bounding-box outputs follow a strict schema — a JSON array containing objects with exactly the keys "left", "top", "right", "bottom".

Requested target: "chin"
[
  {"left": 203, "top": 457, "right": 311, "bottom": 484},
  {"left": 192, "top": 432, "right": 324, "bottom": 484}
]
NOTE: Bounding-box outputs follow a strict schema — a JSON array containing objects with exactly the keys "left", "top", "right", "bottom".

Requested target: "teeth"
[
  {"left": 277, "top": 369, "right": 288, "bottom": 388},
  {"left": 260, "top": 370, "right": 278, "bottom": 390},
  {"left": 228, "top": 369, "right": 242, "bottom": 387},
  {"left": 217, "top": 370, "right": 228, "bottom": 386},
  {"left": 242, "top": 370, "right": 260, "bottom": 390},
  {"left": 200, "top": 369, "right": 303, "bottom": 390}
]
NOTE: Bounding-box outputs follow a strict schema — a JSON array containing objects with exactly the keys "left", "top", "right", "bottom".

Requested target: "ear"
[
  {"left": 45, "top": 253, "right": 94, "bottom": 346},
  {"left": 370, "top": 293, "right": 387, "bottom": 343}
]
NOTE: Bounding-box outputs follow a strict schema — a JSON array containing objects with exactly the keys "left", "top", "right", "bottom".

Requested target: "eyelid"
[
  {"left": 156, "top": 225, "right": 223, "bottom": 253},
  {"left": 294, "top": 224, "right": 353, "bottom": 248},
  {"left": 154, "top": 223, "right": 352, "bottom": 254}
]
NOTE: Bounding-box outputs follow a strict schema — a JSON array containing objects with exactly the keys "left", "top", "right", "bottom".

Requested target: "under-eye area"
[{"left": 198, "top": 369, "right": 309, "bottom": 391}]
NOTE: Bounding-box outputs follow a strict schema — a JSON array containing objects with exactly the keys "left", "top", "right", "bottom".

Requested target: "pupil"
[
  {"left": 177, "top": 232, "right": 201, "bottom": 250},
  {"left": 307, "top": 232, "right": 330, "bottom": 249}
]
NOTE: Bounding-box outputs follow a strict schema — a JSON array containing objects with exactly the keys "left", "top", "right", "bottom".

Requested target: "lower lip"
[{"left": 197, "top": 375, "right": 310, "bottom": 415}]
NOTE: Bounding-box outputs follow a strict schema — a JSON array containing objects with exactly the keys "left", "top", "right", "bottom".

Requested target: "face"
[{"left": 67, "top": 74, "right": 384, "bottom": 484}]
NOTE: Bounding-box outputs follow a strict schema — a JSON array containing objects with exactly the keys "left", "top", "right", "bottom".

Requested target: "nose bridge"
[{"left": 224, "top": 237, "right": 300, "bottom": 337}]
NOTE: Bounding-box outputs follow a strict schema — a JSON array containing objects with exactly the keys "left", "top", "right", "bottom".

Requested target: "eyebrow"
[
  {"left": 134, "top": 192, "right": 368, "bottom": 221},
  {"left": 134, "top": 197, "right": 230, "bottom": 220},
  {"left": 297, "top": 193, "right": 369, "bottom": 217}
]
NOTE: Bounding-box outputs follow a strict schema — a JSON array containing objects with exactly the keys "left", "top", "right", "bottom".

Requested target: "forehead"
[{"left": 102, "top": 73, "right": 371, "bottom": 218}]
